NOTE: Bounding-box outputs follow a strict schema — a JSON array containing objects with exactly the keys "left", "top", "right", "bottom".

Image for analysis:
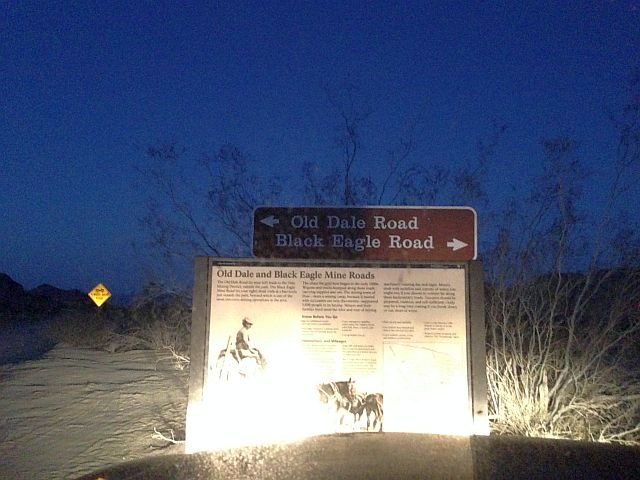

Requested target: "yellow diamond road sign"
[{"left": 89, "top": 283, "right": 112, "bottom": 307}]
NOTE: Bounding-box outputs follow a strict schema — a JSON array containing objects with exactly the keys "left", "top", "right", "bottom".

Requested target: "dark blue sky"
[{"left": 1, "top": 1, "right": 639, "bottom": 296}]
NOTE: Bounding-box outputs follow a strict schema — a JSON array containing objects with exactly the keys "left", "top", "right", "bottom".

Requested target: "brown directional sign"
[{"left": 253, "top": 206, "right": 477, "bottom": 261}]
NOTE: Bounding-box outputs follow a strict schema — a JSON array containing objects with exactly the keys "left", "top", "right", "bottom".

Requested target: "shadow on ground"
[
  {"left": 0, "top": 321, "right": 57, "bottom": 365},
  {"left": 75, "top": 432, "right": 640, "bottom": 480}
]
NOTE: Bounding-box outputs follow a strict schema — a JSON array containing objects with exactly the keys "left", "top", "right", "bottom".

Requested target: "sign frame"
[{"left": 186, "top": 257, "right": 488, "bottom": 452}]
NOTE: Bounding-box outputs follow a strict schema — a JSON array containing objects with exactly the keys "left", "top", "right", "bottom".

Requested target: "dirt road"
[{"left": 0, "top": 345, "right": 187, "bottom": 479}]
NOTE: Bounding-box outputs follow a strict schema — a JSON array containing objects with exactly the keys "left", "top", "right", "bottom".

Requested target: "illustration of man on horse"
[
  {"left": 235, "top": 317, "right": 267, "bottom": 368},
  {"left": 216, "top": 316, "right": 267, "bottom": 381}
]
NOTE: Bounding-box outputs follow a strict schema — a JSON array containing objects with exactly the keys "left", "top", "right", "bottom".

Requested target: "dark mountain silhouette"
[
  {"left": 0, "top": 273, "right": 94, "bottom": 324},
  {"left": 0, "top": 273, "right": 28, "bottom": 324}
]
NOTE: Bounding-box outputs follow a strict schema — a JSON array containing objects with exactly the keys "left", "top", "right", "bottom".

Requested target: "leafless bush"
[
  {"left": 486, "top": 269, "right": 640, "bottom": 443},
  {"left": 485, "top": 88, "right": 640, "bottom": 443},
  {"left": 126, "top": 283, "right": 192, "bottom": 369}
]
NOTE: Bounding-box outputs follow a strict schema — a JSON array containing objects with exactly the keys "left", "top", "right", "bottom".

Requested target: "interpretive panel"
[{"left": 186, "top": 258, "right": 484, "bottom": 452}]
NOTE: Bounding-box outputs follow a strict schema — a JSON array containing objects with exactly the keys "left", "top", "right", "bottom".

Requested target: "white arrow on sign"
[
  {"left": 260, "top": 215, "right": 280, "bottom": 228},
  {"left": 447, "top": 238, "right": 468, "bottom": 251}
]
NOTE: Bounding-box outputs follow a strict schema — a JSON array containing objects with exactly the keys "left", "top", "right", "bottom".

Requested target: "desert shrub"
[
  {"left": 486, "top": 268, "right": 640, "bottom": 443},
  {"left": 43, "top": 284, "right": 193, "bottom": 364},
  {"left": 42, "top": 307, "right": 146, "bottom": 353},
  {"left": 482, "top": 99, "right": 640, "bottom": 444},
  {"left": 125, "top": 283, "right": 192, "bottom": 369}
]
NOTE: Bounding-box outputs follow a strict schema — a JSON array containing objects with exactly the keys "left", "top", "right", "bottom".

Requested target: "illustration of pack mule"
[
  {"left": 317, "top": 379, "right": 357, "bottom": 428},
  {"left": 351, "top": 392, "right": 383, "bottom": 432}
]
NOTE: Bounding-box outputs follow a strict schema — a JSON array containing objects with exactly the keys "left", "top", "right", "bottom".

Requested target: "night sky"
[{"left": 2, "top": 2, "right": 639, "bottom": 297}]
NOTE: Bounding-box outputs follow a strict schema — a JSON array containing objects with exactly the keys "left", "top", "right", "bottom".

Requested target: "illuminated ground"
[
  {"left": 2, "top": 345, "right": 639, "bottom": 479},
  {"left": 0, "top": 345, "right": 187, "bottom": 479}
]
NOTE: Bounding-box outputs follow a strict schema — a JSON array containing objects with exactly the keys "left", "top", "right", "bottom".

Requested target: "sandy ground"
[{"left": 0, "top": 345, "right": 188, "bottom": 480}]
